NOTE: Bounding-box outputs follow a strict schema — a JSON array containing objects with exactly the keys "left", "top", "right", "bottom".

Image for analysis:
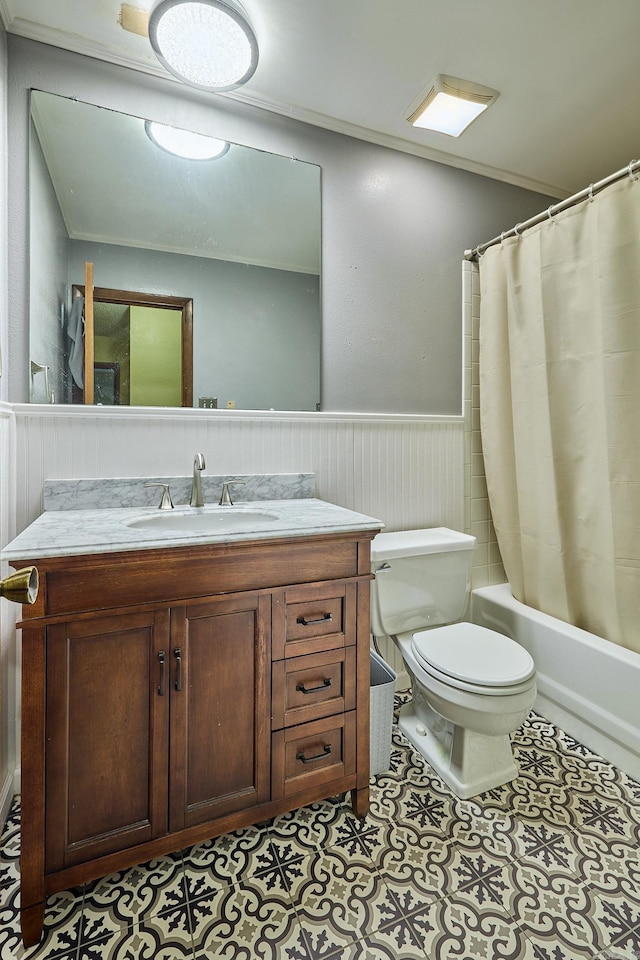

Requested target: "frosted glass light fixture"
[
  {"left": 407, "top": 75, "right": 499, "bottom": 137},
  {"left": 149, "top": 0, "right": 259, "bottom": 92},
  {"left": 145, "top": 120, "right": 230, "bottom": 159}
]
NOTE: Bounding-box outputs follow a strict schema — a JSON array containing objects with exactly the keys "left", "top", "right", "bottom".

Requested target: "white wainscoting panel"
[{"left": 13, "top": 407, "right": 465, "bottom": 536}]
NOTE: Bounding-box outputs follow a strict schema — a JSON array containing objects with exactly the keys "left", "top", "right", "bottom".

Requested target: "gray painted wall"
[{"left": 7, "top": 35, "right": 553, "bottom": 414}]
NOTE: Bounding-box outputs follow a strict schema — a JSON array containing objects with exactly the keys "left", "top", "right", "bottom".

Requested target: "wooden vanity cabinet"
[{"left": 17, "top": 531, "right": 375, "bottom": 947}]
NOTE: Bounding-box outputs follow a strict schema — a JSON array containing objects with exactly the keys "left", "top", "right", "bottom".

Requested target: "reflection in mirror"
[
  {"left": 71, "top": 286, "right": 194, "bottom": 407},
  {"left": 29, "top": 91, "right": 322, "bottom": 410}
]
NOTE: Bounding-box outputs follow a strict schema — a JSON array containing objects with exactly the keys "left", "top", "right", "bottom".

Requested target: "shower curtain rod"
[{"left": 464, "top": 157, "right": 640, "bottom": 261}]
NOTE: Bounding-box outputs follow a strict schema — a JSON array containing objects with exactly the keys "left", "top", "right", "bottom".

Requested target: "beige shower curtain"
[{"left": 479, "top": 175, "right": 640, "bottom": 653}]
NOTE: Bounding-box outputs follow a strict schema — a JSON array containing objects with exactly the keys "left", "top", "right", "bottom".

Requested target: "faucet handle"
[
  {"left": 219, "top": 480, "right": 245, "bottom": 506},
  {"left": 145, "top": 482, "right": 174, "bottom": 510}
]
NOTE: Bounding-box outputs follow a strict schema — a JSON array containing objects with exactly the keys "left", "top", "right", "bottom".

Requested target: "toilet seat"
[{"left": 411, "top": 623, "right": 535, "bottom": 696}]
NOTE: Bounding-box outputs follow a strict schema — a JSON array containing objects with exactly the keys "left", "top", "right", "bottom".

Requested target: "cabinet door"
[
  {"left": 169, "top": 593, "right": 271, "bottom": 831},
  {"left": 45, "top": 610, "right": 170, "bottom": 871}
]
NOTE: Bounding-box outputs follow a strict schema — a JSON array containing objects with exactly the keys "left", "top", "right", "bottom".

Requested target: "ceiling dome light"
[
  {"left": 149, "top": 0, "right": 259, "bottom": 92},
  {"left": 145, "top": 120, "right": 230, "bottom": 159}
]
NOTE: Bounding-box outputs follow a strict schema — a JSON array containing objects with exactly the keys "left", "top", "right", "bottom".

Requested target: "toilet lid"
[{"left": 411, "top": 623, "right": 535, "bottom": 688}]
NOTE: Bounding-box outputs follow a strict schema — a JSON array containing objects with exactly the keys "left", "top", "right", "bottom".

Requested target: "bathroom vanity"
[{"left": 6, "top": 494, "right": 382, "bottom": 946}]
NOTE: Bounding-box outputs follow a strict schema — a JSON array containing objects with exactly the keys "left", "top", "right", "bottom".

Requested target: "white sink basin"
[{"left": 126, "top": 507, "right": 280, "bottom": 534}]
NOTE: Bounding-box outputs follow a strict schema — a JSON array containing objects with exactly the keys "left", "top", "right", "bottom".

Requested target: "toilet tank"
[{"left": 370, "top": 528, "right": 476, "bottom": 637}]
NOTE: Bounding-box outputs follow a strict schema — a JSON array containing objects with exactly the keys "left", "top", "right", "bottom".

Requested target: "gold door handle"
[{"left": 0, "top": 567, "right": 39, "bottom": 604}]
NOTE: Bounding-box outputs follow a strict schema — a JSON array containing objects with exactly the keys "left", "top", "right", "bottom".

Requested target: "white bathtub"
[{"left": 472, "top": 583, "right": 640, "bottom": 782}]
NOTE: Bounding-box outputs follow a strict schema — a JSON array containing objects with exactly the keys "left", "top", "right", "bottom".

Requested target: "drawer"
[
  {"left": 272, "top": 648, "right": 356, "bottom": 730},
  {"left": 272, "top": 581, "right": 357, "bottom": 659},
  {"left": 271, "top": 712, "right": 356, "bottom": 799},
  {"left": 287, "top": 596, "right": 344, "bottom": 642}
]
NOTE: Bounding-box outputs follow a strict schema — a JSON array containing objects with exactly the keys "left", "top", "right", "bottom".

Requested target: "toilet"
[{"left": 370, "top": 527, "right": 536, "bottom": 799}]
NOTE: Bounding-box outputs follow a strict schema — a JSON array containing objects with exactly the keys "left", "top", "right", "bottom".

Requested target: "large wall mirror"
[{"left": 29, "top": 91, "right": 322, "bottom": 411}]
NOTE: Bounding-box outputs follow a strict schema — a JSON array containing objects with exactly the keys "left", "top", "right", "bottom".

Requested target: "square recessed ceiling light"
[{"left": 407, "top": 75, "right": 499, "bottom": 137}]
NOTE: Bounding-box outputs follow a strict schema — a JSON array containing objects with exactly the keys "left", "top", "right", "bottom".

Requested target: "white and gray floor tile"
[{"left": 2, "top": 701, "right": 639, "bottom": 960}]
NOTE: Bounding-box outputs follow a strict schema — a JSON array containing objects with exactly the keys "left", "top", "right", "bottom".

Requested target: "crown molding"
[
  {"left": 67, "top": 229, "right": 320, "bottom": 275},
  {"left": 8, "top": 18, "right": 569, "bottom": 200},
  {"left": 7, "top": 16, "right": 164, "bottom": 76},
  {"left": 0, "top": 0, "right": 15, "bottom": 31}
]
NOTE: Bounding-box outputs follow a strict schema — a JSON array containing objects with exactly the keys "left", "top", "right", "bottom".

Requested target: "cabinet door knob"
[
  {"left": 296, "top": 678, "right": 332, "bottom": 695},
  {"left": 174, "top": 647, "right": 182, "bottom": 692},
  {"left": 296, "top": 744, "right": 332, "bottom": 764},
  {"left": 158, "top": 651, "right": 166, "bottom": 696}
]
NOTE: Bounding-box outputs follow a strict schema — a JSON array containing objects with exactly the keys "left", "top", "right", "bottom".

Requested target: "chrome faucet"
[{"left": 190, "top": 453, "right": 206, "bottom": 507}]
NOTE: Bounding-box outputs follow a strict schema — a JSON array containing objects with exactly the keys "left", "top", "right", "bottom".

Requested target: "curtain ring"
[
  {"left": 587, "top": 184, "right": 595, "bottom": 202},
  {"left": 628, "top": 160, "right": 639, "bottom": 182},
  {"left": 547, "top": 205, "right": 558, "bottom": 222},
  {"left": 500, "top": 231, "right": 508, "bottom": 243},
  {"left": 514, "top": 222, "right": 524, "bottom": 236}
]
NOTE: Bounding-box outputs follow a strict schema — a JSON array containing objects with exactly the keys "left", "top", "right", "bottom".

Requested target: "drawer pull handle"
[
  {"left": 158, "top": 651, "right": 166, "bottom": 696},
  {"left": 296, "top": 678, "right": 332, "bottom": 695},
  {"left": 174, "top": 647, "right": 182, "bottom": 692},
  {"left": 296, "top": 744, "right": 332, "bottom": 764},
  {"left": 296, "top": 613, "right": 332, "bottom": 626}
]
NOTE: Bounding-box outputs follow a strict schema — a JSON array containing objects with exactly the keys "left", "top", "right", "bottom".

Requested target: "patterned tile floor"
[{"left": 2, "top": 698, "right": 640, "bottom": 959}]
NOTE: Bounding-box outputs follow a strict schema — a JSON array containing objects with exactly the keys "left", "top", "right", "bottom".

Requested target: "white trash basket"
[{"left": 370, "top": 648, "right": 397, "bottom": 776}]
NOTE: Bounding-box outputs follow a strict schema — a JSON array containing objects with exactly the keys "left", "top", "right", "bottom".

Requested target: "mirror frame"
[{"left": 72, "top": 285, "right": 194, "bottom": 407}]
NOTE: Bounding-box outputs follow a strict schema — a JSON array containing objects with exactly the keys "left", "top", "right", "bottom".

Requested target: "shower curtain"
[{"left": 479, "top": 174, "right": 640, "bottom": 654}]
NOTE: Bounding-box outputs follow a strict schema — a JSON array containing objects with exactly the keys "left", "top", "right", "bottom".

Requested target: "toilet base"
[{"left": 397, "top": 701, "right": 520, "bottom": 800}]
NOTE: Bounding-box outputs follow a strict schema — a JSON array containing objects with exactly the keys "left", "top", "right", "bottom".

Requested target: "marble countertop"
[{"left": 3, "top": 498, "right": 384, "bottom": 562}]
